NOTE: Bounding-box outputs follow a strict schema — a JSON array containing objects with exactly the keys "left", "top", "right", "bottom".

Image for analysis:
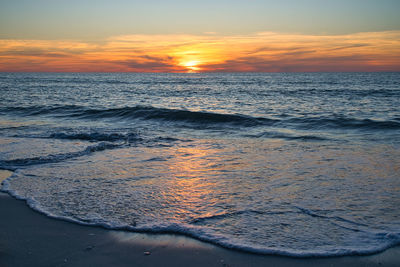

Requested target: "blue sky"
[{"left": 1, "top": 0, "right": 399, "bottom": 40}]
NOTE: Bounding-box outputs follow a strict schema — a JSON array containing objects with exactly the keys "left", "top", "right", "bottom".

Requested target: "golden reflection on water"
[
  {"left": 168, "top": 145, "right": 218, "bottom": 178},
  {"left": 162, "top": 144, "right": 221, "bottom": 219},
  {"left": 154, "top": 140, "right": 291, "bottom": 220},
  {"left": 97, "top": 138, "right": 400, "bottom": 223}
]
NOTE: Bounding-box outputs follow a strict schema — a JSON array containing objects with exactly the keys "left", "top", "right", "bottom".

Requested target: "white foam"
[{"left": 2, "top": 173, "right": 400, "bottom": 258}]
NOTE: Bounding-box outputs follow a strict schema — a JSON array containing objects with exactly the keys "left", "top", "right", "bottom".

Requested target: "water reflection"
[
  {"left": 162, "top": 143, "right": 226, "bottom": 221},
  {"left": 4, "top": 137, "right": 400, "bottom": 254}
]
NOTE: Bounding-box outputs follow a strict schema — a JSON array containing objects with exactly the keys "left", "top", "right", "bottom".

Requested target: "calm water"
[{"left": 1, "top": 72, "right": 399, "bottom": 256}]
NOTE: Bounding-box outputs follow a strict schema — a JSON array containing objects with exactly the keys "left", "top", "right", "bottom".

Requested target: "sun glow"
[
  {"left": 181, "top": 60, "right": 201, "bottom": 72},
  {"left": 1, "top": 31, "right": 400, "bottom": 72}
]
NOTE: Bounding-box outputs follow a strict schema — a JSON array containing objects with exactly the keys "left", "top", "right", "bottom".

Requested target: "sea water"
[{"left": 0, "top": 72, "right": 399, "bottom": 257}]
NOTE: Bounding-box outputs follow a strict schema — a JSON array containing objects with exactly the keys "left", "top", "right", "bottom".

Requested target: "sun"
[{"left": 182, "top": 60, "right": 201, "bottom": 72}]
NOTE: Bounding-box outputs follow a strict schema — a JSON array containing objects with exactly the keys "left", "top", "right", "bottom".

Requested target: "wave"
[
  {"left": 49, "top": 131, "right": 140, "bottom": 143},
  {"left": 1, "top": 180, "right": 399, "bottom": 258},
  {"left": 190, "top": 209, "right": 294, "bottom": 225},
  {"left": 74, "top": 106, "right": 273, "bottom": 127},
  {"left": 284, "top": 116, "right": 400, "bottom": 131},
  {"left": 0, "top": 105, "right": 275, "bottom": 127},
  {"left": 276, "top": 88, "right": 400, "bottom": 98},
  {"left": 244, "top": 131, "right": 328, "bottom": 141},
  {"left": 47, "top": 132, "right": 182, "bottom": 147},
  {"left": 1, "top": 105, "right": 400, "bottom": 131},
  {"left": 0, "top": 142, "right": 119, "bottom": 170},
  {"left": 0, "top": 134, "right": 184, "bottom": 170}
]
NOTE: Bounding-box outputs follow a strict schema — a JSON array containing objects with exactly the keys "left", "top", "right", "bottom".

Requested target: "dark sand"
[{"left": 1, "top": 170, "right": 399, "bottom": 267}]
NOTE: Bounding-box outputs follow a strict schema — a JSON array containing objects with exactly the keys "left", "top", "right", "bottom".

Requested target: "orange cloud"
[{"left": 0, "top": 31, "right": 399, "bottom": 72}]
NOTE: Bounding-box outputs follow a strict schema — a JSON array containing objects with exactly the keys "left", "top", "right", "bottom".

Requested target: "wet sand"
[{"left": 1, "top": 170, "right": 399, "bottom": 267}]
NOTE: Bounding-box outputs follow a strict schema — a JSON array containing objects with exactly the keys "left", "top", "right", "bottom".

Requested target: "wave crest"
[
  {"left": 0, "top": 142, "right": 119, "bottom": 170},
  {"left": 1, "top": 105, "right": 399, "bottom": 131}
]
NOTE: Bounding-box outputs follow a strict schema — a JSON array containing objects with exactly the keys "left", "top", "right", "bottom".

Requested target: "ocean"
[{"left": 0, "top": 72, "right": 399, "bottom": 257}]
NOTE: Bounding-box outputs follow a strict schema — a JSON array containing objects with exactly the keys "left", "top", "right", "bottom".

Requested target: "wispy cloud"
[{"left": 0, "top": 31, "right": 399, "bottom": 72}]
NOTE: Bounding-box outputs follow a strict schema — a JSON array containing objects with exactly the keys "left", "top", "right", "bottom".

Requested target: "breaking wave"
[{"left": 1, "top": 105, "right": 399, "bottom": 130}]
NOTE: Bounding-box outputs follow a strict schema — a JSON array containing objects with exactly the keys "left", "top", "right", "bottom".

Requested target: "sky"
[{"left": 0, "top": 0, "right": 399, "bottom": 72}]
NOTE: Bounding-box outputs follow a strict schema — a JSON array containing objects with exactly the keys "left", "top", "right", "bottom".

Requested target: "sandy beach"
[{"left": 1, "top": 170, "right": 399, "bottom": 267}]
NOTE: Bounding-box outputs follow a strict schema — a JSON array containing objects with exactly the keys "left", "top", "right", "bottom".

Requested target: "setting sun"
[{"left": 181, "top": 60, "right": 201, "bottom": 72}]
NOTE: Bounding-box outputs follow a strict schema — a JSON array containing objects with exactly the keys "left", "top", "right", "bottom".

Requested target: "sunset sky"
[{"left": 1, "top": 0, "right": 399, "bottom": 72}]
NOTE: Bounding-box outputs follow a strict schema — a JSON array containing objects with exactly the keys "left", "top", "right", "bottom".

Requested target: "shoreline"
[{"left": 1, "top": 170, "right": 400, "bottom": 266}]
